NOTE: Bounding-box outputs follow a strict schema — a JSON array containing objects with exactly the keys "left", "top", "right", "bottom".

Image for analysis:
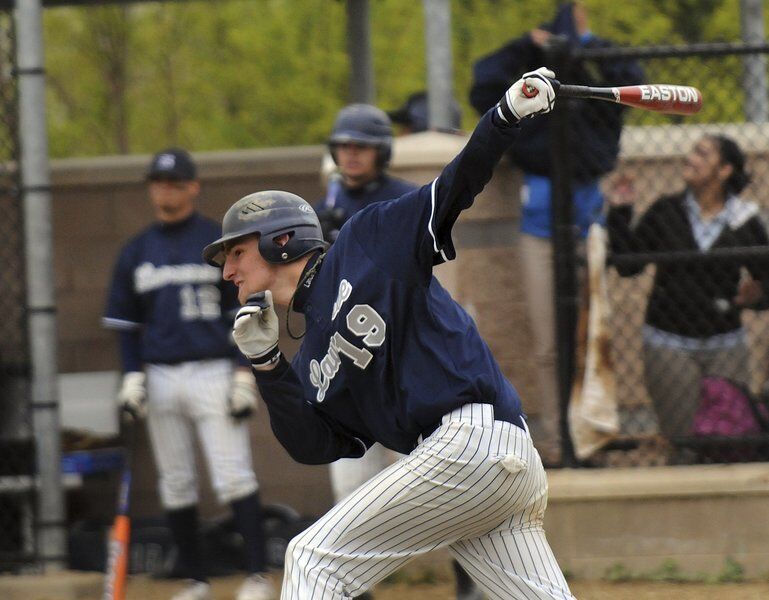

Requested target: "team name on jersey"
[
  {"left": 134, "top": 262, "right": 221, "bottom": 293},
  {"left": 310, "top": 300, "right": 386, "bottom": 403},
  {"left": 331, "top": 279, "right": 353, "bottom": 320}
]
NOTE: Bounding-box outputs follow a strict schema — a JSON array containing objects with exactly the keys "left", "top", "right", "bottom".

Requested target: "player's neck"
[
  {"left": 157, "top": 204, "right": 195, "bottom": 225},
  {"left": 343, "top": 171, "right": 380, "bottom": 190},
  {"left": 271, "top": 254, "right": 314, "bottom": 307}
]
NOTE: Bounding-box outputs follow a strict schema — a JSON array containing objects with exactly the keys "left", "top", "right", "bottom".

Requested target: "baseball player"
[
  {"left": 103, "top": 148, "right": 275, "bottom": 600},
  {"left": 316, "top": 103, "right": 482, "bottom": 600},
  {"left": 204, "top": 68, "right": 574, "bottom": 599},
  {"left": 315, "top": 103, "right": 416, "bottom": 244}
]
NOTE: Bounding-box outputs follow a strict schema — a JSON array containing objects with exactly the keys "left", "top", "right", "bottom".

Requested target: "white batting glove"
[
  {"left": 117, "top": 371, "right": 147, "bottom": 422},
  {"left": 497, "top": 67, "right": 556, "bottom": 123},
  {"left": 228, "top": 368, "right": 258, "bottom": 420},
  {"left": 233, "top": 290, "right": 281, "bottom": 368}
]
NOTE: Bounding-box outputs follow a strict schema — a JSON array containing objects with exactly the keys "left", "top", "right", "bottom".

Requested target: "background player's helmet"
[
  {"left": 328, "top": 103, "right": 393, "bottom": 168},
  {"left": 203, "top": 191, "right": 327, "bottom": 266}
]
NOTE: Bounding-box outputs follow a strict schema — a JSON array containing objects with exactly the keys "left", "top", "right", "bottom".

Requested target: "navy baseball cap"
[{"left": 146, "top": 148, "right": 197, "bottom": 181}]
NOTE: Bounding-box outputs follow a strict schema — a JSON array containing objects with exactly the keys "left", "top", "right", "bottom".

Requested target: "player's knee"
[
  {"left": 214, "top": 476, "right": 257, "bottom": 504},
  {"left": 160, "top": 475, "right": 197, "bottom": 508},
  {"left": 284, "top": 533, "right": 303, "bottom": 567}
]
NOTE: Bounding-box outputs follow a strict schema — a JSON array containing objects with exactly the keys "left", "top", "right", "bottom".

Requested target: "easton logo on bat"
[{"left": 637, "top": 85, "right": 700, "bottom": 103}]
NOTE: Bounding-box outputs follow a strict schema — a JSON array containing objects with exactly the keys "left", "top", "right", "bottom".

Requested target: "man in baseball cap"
[
  {"left": 105, "top": 145, "right": 275, "bottom": 600},
  {"left": 146, "top": 147, "right": 197, "bottom": 181}
]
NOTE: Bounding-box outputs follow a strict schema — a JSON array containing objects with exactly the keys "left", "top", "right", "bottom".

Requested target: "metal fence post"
[
  {"left": 547, "top": 38, "right": 578, "bottom": 466},
  {"left": 740, "top": 0, "right": 767, "bottom": 122},
  {"left": 15, "top": 0, "right": 65, "bottom": 570},
  {"left": 423, "top": 0, "right": 457, "bottom": 131},
  {"left": 346, "top": 0, "right": 375, "bottom": 104}
]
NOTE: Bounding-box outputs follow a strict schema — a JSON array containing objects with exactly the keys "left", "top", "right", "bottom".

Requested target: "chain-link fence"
[
  {"left": 551, "top": 42, "right": 769, "bottom": 468},
  {"left": 0, "top": 10, "right": 36, "bottom": 572}
]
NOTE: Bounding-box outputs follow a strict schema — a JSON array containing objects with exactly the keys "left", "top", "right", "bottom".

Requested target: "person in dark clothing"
[
  {"left": 607, "top": 134, "right": 769, "bottom": 445},
  {"left": 387, "top": 91, "right": 463, "bottom": 135},
  {"left": 316, "top": 102, "right": 482, "bottom": 600},
  {"left": 469, "top": 1, "right": 644, "bottom": 466},
  {"left": 205, "top": 68, "right": 573, "bottom": 600},
  {"left": 315, "top": 103, "right": 416, "bottom": 244}
]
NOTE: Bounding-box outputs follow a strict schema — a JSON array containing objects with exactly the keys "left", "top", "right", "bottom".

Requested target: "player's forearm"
[
  {"left": 118, "top": 330, "right": 143, "bottom": 373},
  {"left": 432, "top": 109, "right": 518, "bottom": 229},
  {"left": 254, "top": 359, "right": 366, "bottom": 464}
]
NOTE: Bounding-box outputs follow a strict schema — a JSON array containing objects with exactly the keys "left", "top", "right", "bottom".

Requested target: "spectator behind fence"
[
  {"left": 314, "top": 104, "right": 483, "bottom": 600},
  {"left": 607, "top": 134, "right": 769, "bottom": 452},
  {"left": 468, "top": 0, "right": 644, "bottom": 466},
  {"left": 103, "top": 148, "right": 275, "bottom": 600}
]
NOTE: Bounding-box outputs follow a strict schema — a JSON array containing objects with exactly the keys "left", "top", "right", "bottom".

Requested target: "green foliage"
[
  {"left": 716, "top": 556, "right": 746, "bottom": 583},
  {"left": 603, "top": 562, "right": 635, "bottom": 583},
  {"left": 603, "top": 557, "right": 749, "bottom": 584},
  {"left": 40, "top": 0, "right": 767, "bottom": 158}
]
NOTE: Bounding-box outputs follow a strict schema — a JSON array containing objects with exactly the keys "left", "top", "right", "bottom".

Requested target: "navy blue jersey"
[
  {"left": 314, "top": 174, "right": 417, "bottom": 242},
  {"left": 255, "top": 110, "right": 525, "bottom": 464},
  {"left": 104, "top": 212, "right": 242, "bottom": 365},
  {"left": 316, "top": 174, "right": 416, "bottom": 216}
]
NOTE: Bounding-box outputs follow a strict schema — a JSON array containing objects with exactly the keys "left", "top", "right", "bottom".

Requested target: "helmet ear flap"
[{"left": 329, "top": 145, "right": 340, "bottom": 166}]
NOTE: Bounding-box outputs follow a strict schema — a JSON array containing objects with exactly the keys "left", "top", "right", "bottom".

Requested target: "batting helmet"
[
  {"left": 328, "top": 104, "right": 393, "bottom": 167},
  {"left": 202, "top": 191, "right": 326, "bottom": 267}
]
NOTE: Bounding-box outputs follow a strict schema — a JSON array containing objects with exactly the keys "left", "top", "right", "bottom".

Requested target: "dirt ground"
[
  {"left": 94, "top": 573, "right": 769, "bottom": 600},
  {"left": 3, "top": 571, "right": 769, "bottom": 599}
]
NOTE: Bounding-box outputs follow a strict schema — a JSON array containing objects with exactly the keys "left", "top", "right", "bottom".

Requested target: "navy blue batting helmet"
[
  {"left": 328, "top": 104, "right": 393, "bottom": 167},
  {"left": 203, "top": 191, "right": 327, "bottom": 266}
]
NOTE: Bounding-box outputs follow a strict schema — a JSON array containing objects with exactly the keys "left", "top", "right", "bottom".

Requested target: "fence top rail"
[{"left": 575, "top": 40, "right": 769, "bottom": 60}]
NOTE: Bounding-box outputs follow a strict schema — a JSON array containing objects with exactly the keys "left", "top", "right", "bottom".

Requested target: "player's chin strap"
[{"left": 286, "top": 250, "right": 327, "bottom": 340}]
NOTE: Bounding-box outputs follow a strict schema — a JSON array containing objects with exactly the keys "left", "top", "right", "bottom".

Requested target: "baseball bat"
[
  {"left": 524, "top": 78, "right": 702, "bottom": 115},
  {"left": 103, "top": 423, "right": 135, "bottom": 600}
]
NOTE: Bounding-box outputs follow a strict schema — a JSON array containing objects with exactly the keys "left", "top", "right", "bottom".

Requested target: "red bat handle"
[{"left": 522, "top": 77, "right": 561, "bottom": 98}]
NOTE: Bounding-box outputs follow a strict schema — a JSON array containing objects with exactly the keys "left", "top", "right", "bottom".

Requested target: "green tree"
[{"left": 41, "top": 0, "right": 763, "bottom": 158}]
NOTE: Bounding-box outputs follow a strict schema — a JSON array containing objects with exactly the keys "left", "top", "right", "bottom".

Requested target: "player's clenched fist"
[
  {"left": 233, "top": 290, "right": 281, "bottom": 369},
  {"left": 497, "top": 66, "right": 556, "bottom": 123},
  {"left": 117, "top": 371, "right": 147, "bottom": 421}
]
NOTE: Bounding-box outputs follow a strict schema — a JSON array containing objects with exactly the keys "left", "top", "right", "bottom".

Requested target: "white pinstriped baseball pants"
[
  {"left": 282, "top": 404, "right": 574, "bottom": 599},
  {"left": 145, "top": 359, "right": 258, "bottom": 509}
]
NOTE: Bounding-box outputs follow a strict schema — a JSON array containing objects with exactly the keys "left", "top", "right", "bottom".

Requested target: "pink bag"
[{"left": 692, "top": 377, "right": 769, "bottom": 437}]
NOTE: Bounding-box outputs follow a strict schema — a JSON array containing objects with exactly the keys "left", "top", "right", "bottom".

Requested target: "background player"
[
  {"left": 203, "top": 67, "right": 573, "bottom": 599},
  {"left": 316, "top": 104, "right": 481, "bottom": 600},
  {"left": 103, "top": 148, "right": 275, "bottom": 600},
  {"left": 314, "top": 103, "right": 415, "bottom": 243}
]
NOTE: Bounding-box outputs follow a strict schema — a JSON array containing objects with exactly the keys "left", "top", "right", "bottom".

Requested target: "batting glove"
[
  {"left": 497, "top": 67, "right": 556, "bottom": 123},
  {"left": 117, "top": 371, "right": 147, "bottom": 422},
  {"left": 233, "top": 290, "right": 281, "bottom": 368},
  {"left": 228, "top": 368, "right": 258, "bottom": 420}
]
